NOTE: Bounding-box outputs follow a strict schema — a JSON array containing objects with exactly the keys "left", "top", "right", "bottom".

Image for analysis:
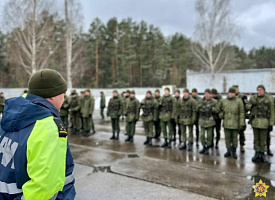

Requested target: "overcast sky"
[{"left": 1, "top": 0, "right": 275, "bottom": 51}]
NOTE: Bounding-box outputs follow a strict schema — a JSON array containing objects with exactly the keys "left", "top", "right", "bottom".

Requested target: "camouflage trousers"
[
  {"left": 224, "top": 128, "right": 238, "bottom": 150},
  {"left": 60, "top": 115, "right": 69, "bottom": 128},
  {"left": 161, "top": 120, "right": 174, "bottom": 140},
  {"left": 83, "top": 116, "right": 95, "bottom": 132},
  {"left": 180, "top": 125, "right": 193, "bottom": 143},
  {"left": 100, "top": 108, "right": 105, "bottom": 119},
  {"left": 111, "top": 118, "right": 120, "bottom": 133},
  {"left": 200, "top": 126, "right": 213, "bottom": 147},
  {"left": 126, "top": 121, "right": 136, "bottom": 136},
  {"left": 253, "top": 128, "right": 267, "bottom": 153},
  {"left": 144, "top": 121, "right": 154, "bottom": 138}
]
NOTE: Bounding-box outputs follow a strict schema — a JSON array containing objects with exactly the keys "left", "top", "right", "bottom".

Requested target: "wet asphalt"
[{"left": 70, "top": 110, "right": 275, "bottom": 200}]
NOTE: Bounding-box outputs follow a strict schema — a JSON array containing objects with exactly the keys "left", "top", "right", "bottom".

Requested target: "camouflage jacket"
[
  {"left": 159, "top": 95, "right": 176, "bottom": 121},
  {"left": 176, "top": 96, "right": 197, "bottom": 125},
  {"left": 125, "top": 97, "right": 140, "bottom": 122},
  {"left": 81, "top": 96, "right": 95, "bottom": 118},
  {"left": 107, "top": 96, "right": 123, "bottom": 119},
  {"left": 60, "top": 96, "right": 70, "bottom": 117},
  {"left": 140, "top": 97, "right": 158, "bottom": 122}
]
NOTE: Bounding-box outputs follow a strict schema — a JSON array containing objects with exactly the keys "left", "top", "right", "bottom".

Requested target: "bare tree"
[
  {"left": 3, "top": 0, "right": 60, "bottom": 75},
  {"left": 191, "top": 0, "right": 238, "bottom": 76},
  {"left": 65, "top": 0, "right": 82, "bottom": 93}
]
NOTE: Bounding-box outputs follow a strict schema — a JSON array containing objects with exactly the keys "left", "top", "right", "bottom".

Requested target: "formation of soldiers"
[
  {"left": 60, "top": 89, "right": 99, "bottom": 137},
  {"left": 107, "top": 85, "right": 274, "bottom": 164}
]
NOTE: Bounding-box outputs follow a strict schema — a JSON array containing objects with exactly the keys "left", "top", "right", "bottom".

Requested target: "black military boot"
[
  {"left": 199, "top": 146, "right": 206, "bottom": 154},
  {"left": 83, "top": 130, "right": 91, "bottom": 137},
  {"left": 187, "top": 143, "right": 193, "bottom": 151},
  {"left": 154, "top": 133, "right": 160, "bottom": 139},
  {"left": 129, "top": 136, "right": 134, "bottom": 143},
  {"left": 252, "top": 151, "right": 260, "bottom": 162},
  {"left": 144, "top": 137, "right": 149, "bottom": 145},
  {"left": 267, "top": 145, "right": 273, "bottom": 156},
  {"left": 224, "top": 149, "right": 231, "bottom": 157},
  {"left": 232, "top": 148, "right": 237, "bottom": 159},
  {"left": 110, "top": 133, "right": 116, "bottom": 140},
  {"left": 125, "top": 136, "right": 131, "bottom": 142},
  {"left": 148, "top": 137, "right": 153, "bottom": 146},
  {"left": 260, "top": 152, "right": 269, "bottom": 163},
  {"left": 204, "top": 146, "right": 209, "bottom": 155},
  {"left": 161, "top": 139, "right": 168, "bottom": 148},
  {"left": 179, "top": 142, "right": 186, "bottom": 150},
  {"left": 115, "top": 133, "right": 119, "bottom": 140},
  {"left": 167, "top": 140, "right": 172, "bottom": 148}
]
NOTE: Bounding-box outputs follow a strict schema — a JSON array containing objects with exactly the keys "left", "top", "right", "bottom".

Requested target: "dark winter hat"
[
  {"left": 71, "top": 91, "right": 77, "bottom": 95},
  {"left": 183, "top": 88, "right": 189, "bottom": 93},
  {"left": 204, "top": 88, "right": 211, "bottom": 94},
  {"left": 155, "top": 89, "right": 160, "bottom": 93},
  {"left": 130, "top": 90, "right": 135, "bottom": 94},
  {"left": 257, "top": 84, "right": 266, "bottom": 91},
  {"left": 175, "top": 89, "right": 180, "bottom": 94},
  {"left": 147, "top": 90, "right": 152, "bottom": 95},
  {"left": 211, "top": 88, "right": 218, "bottom": 94},
  {"left": 192, "top": 88, "right": 197, "bottom": 93},
  {"left": 233, "top": 85, "right": 239, "bottom": 89},
  {"left": 28, "top": 69, "right": 67, "bottom": 98},
  {"left": 164, "top": 87, "right": 170, "bottom": 92},
  {"left": 228, "top": 87, "right": 236, "bottom": 93}
]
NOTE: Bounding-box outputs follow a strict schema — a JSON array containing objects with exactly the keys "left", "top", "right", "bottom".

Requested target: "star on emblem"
[{"left": 252, "top": 179, "right": 269, "bottom": 197}]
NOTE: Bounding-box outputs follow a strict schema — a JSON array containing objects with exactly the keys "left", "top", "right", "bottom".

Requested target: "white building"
[{"left": 186, "top": 68, "right": 275, "bottom": 93}]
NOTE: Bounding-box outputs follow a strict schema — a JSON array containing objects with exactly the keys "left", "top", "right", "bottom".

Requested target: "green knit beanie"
[
  {"left": 228, "top": 87, "right": 236, "bottom": 93},
  {"left": 183, "top": 88, "right": 189, "bottom": 93},
  {"left": 28, "top": 69, "right": 67, "bottom": 98},
  {"left": 211, "top": 88, "right": 218, "bottom": 94}
]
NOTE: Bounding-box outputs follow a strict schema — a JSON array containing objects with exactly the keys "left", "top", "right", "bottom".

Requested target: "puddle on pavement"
[{"left": 127, "top": 154, "right": 140, "bottom": 158}]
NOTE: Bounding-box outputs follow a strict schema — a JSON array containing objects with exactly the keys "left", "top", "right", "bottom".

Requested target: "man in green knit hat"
[
  {"left": 191, "top": 88, "right": 201, "bottom": 147},
  {"left": 154, "top": 89, "right": 162, "bottom": 139}
]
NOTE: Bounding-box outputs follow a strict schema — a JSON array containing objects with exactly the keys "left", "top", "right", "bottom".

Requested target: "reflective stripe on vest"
[{"left": 0, "top": 181, "right": 22, "bottom": 194}]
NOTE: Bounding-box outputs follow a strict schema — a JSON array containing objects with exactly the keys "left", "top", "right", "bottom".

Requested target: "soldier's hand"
[
  {"left": 268, "top": 126, "right": 273, "bottom": 132},
  {"left": 170, "top": 118, "right": 175, "bottom": 123}
]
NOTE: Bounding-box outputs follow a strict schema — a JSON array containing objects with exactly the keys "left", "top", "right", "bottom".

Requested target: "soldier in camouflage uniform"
[
  {"left": 123, "top": 90, "right": 130, "bottom": 133},
  {"left": 233, "top": 85, "right": 248, "bottom": 153},
  {"left": 79, "top": 91, "right": 85, "bottom": 130},
  {"left": 246, "top": 85, "right": 274, "bottom": 163},
  {"left": 219, "top": 87, "right": 245, "bottom": 159},
  {"left": 70, "top": 91, "right": 82, "bottom": 135},
  {"left": 107, "top": 90, "right": 123, "bottom": 140},
  {"left": 0, "top": 92, "right": 5, "bottom": 119},
  {"left": 198, "top": 89, "right": 220, "bottom": 154},
  {"left": 124, "top": 90, "right": 140, "bottom": 143},
  {"left": 191, "top": 88, "right": 201, "bottom": 147},
  {"left": 159, "top": 87, "right": 177, "bottom": 148},
  {"left": 100, "top": 91, "right": 106, "bottom": 121},
  {"left": 172, "top": 90, "right": 181, "bottom": 144},
  {"left": 81, "top": 89, "right": 95, "bottom": 137},
  {"left": 60, "top": 94, "right": 70, "bottom": 128},
  {"left": 141, "top": 90, "right": 158, "bottom": 146},
  {"left": 266, "top": 96, "right": 275, "bottom": 156},
  {"left": 154, "top": 89, "right": 162, "bottom": 139},
  {"left": 176, "top": 88, "right": 197, "bottom": 151},
  {"left": 211, "top": 88, "right": 223, "bottom": 149}
]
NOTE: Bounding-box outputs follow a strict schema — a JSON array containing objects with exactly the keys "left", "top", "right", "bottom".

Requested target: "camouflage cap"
[
  {"left": 204, "top": 88, "right": 211, "bottom": 94},
  {"left": 130, "top": 90, "right": 135, "bottom": 94},
  {"left": 113, "top": 90, "right": 118, "bottom": 93},
  {"left": 183, "top": 88, "right": 189, "bottom": 93},
  {"left": 232, "top": 85, "right": 239, "bottom": 89},
  {"left": 80, "top": 91, "right": 85, "bottom": 94},
  {"left": 126, "top": 90, "right": 131, "bottom": 94},
  {"left": 164, "top": 87, "right": 170, "bottom": 92},
  {"left": 257, "top": 84, "right": 266, "bottom": 91},
  {"left": 155, "top": 89, "right": 160, "bottom": 93},
  {"left": 85, "top": 89, "right": 91, "bottom": 93},
  {"left": 175, "top": 89, "right": 180, "bottom": 94},
  {"left": 71, "top": 91, "right": 77, "bottom": 95},
  {"left": 211, "top": 88, "right": 218, "bottom": 94},
  {"left": 192, "top": 88, "right": 197, "bottom": 93},
  {"left": 146, "top": 90, "right": 152, "bottom": 95},
  {"left": 228, "top": 87, "right": 236, "bottom": 93}
]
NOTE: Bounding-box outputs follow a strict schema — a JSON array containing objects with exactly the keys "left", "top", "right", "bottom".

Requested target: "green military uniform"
[
  {"left": 107, "top": 91, "right": 123, "bottom": 140},
  {"left": 0, "top": 93, "right": 5, "bottom": 117},
  {"left": 191, "top": 88, "right": 202, "bottom": 146},
  {"left": 79, "top": 91, "right": 85, "bottom": 129},
  {"left": 123, "top": 90, "right": 130, "bottom": 132},
  {"left": 159, "top": 90, "right": 177, "bottom": 148},
  {"left": 172, "top": 91, "right": 181, "bottom": 143},
  {"left": 176, "top": 93, "right": 197, "bottom": 151},
  {"left": 141, "top": 91, "right": 158, "bottom": 146},
  {"left": 70, "top": 92, "right": 82, "bottom": 134},
  {"left": 211, "top": 89, "right": 223, "bottom": 149},
  {"left": 60, "top": 96, "right": 69, "bottom": 128},
  {"left": 100, "top": 92, "right": 106, "bottom": 120},
  {"left": 154, "top": 90, "right": 162, "bottom": 138},
  {"left": 81, "top": 92, "right": 95, "bottom": 137},
  {"left": 234, "top": 85, "right": 248, "bottom": 152},
  {"left": 219, "top": 87, "right": 245, "bottom": 159},
  {"left": 246, "top": 85, "right": 274, "bottom": 163},
  {"left": 266, "top": 95, "right": 275, "bottom": 156},
  {"left": 124, "top": 91, "right": 140, "bottom": 142},
  {"left": 198, "top": 89, "right": 220, "bottom": 154}
]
